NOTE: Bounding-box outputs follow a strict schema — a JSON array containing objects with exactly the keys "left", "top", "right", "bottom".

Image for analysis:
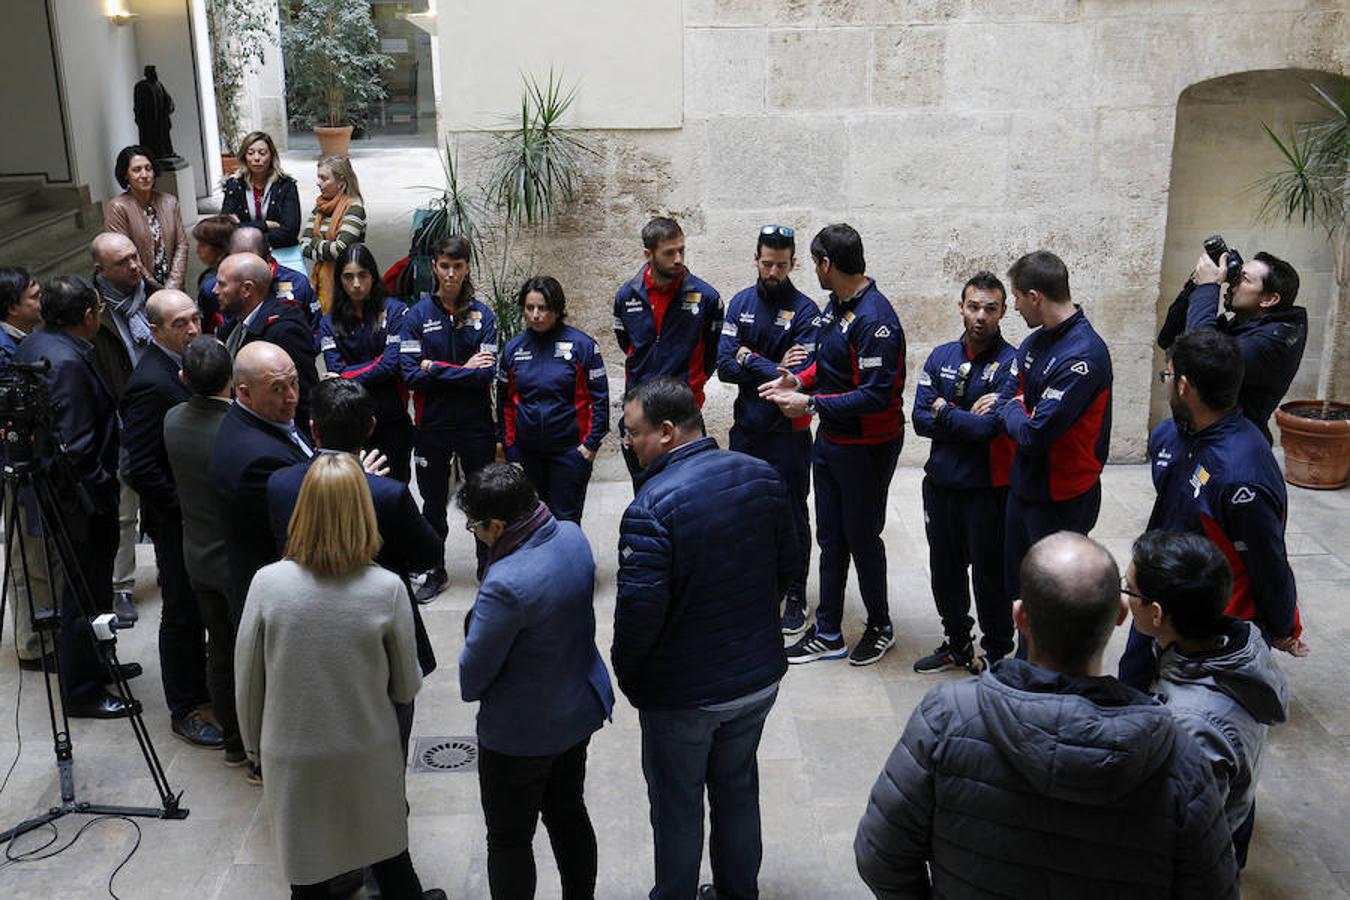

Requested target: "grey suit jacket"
[{"left": 163, "top": 395, "right": 231, "bottom": 593}]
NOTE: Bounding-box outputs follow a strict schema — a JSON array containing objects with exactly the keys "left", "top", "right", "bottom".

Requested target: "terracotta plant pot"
[
  {"left": 313, "top": 124, "right": 354, "bottom": 157},
  {"left": 1274, "top": 400, "right": 1350, "bottom": 490},
  {"left": 220, "top": 153, "right": 238, "bottom": 177}
]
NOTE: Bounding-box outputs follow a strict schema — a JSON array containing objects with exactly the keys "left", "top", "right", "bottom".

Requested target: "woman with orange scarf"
[{"left": 301, "top": 155, "right": 367, "bottom": 314}]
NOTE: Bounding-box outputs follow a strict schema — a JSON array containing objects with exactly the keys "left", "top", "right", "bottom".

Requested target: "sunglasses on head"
[{"left": 759, "top": 225, "right": 794, "bottom": 238}]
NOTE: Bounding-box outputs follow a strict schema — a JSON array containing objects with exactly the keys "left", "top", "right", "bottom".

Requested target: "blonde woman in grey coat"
[{"left": 235, "top": 452, "right": 446, "bottom": 899}]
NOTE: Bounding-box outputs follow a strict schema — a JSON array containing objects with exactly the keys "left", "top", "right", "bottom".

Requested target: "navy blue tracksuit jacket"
[
  {"left": 398, "top": 295, "right": 497, "bottom": 431},
  {"left": 912, "top": 335, "right": 1018, "bottom": 489},
  {"left": 613, "top": 267, "right": 722, "bottom": 405},
  {"left": 319, "top": 298, "right": 409, "bottom": 425},
  {"left": 715, "top": 281, "right": 821, "bottom": 434},
  {"left": 497, "top": 323, "right": 609, "bottom": 455}
]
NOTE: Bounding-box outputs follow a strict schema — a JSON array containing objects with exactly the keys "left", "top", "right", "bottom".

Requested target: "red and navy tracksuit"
[
  {"left": 912, "top": 334, "right": 1018, "bottom": 659},
  {"left": 613, "top": 265, "right": 722, "bottom": 477},
  {"left": 1118, "top": 410, "right": 1302, "bottom": 689},
  {"left": 318, "top": 297, "right": 413, "bottom": 482},
  {"left": 399, "top": 294, "right": 498, "bottom": 570},
  {"left": 996, "top": 308, "right": 1112, "bottom": 604},
  {"left": 796, "top": 279, "right": 905, "bottom": 637},
  {"left": 496, "top": 323, "right": 609, "bottom": 523},
  {"left": 715, "top": 279, "right": 821, "bottom": 605}
]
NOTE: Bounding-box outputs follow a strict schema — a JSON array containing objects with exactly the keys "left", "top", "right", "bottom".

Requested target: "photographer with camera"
[
  {"left": 13, "top": 275, "right": 139, "bottom": 718},
  {"left": 1158, "top": 237, "right": 1307, "bottom": 445}
]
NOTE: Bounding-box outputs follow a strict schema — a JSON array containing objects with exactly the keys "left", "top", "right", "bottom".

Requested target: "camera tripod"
[{"left": 0, "top": 456, "right": 188, "bottom": 845}]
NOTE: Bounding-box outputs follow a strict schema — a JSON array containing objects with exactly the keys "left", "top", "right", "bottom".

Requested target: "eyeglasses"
[
  {"left": 759, "top": 224, "right": 794, "bottom": 238},
  {"left": 1157, "top": 370, "right": 1175, "bottom": 384},
  {"left": 1120, "top": 577, "right": 1151, "bottom": 603},
  {"left": 464, "top": 519, "right": 483, "bottom": 533}
]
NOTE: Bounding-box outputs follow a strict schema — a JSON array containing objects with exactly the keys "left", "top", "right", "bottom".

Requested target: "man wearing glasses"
[
  {"left": 1117, "top": 327, "right": 1305, "bottom": 689},
  {"left": 715, "top": 224, "right": 820, "bottom": 634}
]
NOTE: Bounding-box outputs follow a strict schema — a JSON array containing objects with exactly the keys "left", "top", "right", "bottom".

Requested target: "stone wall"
[{"left": 447, "top": 0, "right": 1348, "bottom": 474}]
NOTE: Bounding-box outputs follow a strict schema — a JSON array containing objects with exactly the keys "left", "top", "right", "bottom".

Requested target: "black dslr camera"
[{"left": 1203, "top": 234, "right": 1244, "bottom": 288}]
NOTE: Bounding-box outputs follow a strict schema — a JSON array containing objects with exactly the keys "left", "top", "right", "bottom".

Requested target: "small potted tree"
[
  {"left": 1260, "top": 84, "right": 1350, "bottom": 489},
  {"left": 280, "top": 0, "right": 391, "bottom": 157},
  {"left": 206, "top": 0, "right": 271, "bottom": 172}
]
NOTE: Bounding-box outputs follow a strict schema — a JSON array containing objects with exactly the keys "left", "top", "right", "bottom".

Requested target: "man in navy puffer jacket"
[
  {"left": 614, "top": 376, "right": 791, "bottom": 900},
  {"left": 855, "top": 532, "right": 1239, "bottom": 899}
]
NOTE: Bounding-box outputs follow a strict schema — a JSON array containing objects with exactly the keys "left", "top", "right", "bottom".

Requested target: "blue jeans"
[{"left": 639, "top": 690, "right": 778, "bottom": 900}]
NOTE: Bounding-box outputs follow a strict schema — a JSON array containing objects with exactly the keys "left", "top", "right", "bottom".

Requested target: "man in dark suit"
[
  {"left": 214, "top": 252, "right": 318, "bottom": 428},
  {"left": 266, "top": 379, "right": 440, "bottom": 750},
  {"left": 208, "top": 341, "right": 314, "bottom": 616},
  {"left": 13, "top": 275, "right": 138, "bottom": 718},
  {"left": 120, "top": 290, "right": 222, "bottom": 747},
  {"left": 164, "top": 337, "right": 247, "bottom": 766}
]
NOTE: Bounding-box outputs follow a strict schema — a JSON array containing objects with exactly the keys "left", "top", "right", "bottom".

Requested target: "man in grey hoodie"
[
  {"left": 1127, "top": 529, "right": 1289, "bottom": 869},
  {"left": 854, "top": 531, "right": 1239, "bottom": 899}
]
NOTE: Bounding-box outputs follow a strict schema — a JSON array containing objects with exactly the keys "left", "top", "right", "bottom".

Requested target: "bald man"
[
  {"left": 120, "top": 292, "right": 222, "bottom": 746},
  {"left": 227, "top": 225, "right": 319, "bottom": 330},
  {"left": 92, "top": 231, "right": 155, "bottom": 624},
  {"left": 855, "top": 531, "right": 1239, "bottom": 898},
  {"left": 215, "top": 251, "right": 319, "bottom": 428},
  {"left": 208, "top": 342, "right": 315, "bottom": 622}
]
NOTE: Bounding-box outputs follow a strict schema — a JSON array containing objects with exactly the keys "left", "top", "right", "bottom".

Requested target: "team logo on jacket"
[
  {"left": 514, "top": 349, "right": 533, "bottom": 362},
  {"left": 423, "top": 321, "right": 443, "bottom": 334},
  {"left": 276, "top": 281, "right": 294, "bottom": 300},
  {"left": 774, "top": 310, "right": 794, "bottom": 329},
  {"left": 739, "top": 311, "right": 756, "bottom": 325},
  {"left": 1070, "top": 360, "right": 1090, "bottom": 376},
  {"left": 682, "top": 292, "right": 701, "bottom": 312},
  {"left": 1154, "top": 447, "right": 1172, "bottom": 469},
  {"left": 555, "top": 341, "right": 574, "bottom": 360},
  {"left": 1230, "top": 486, "right": 1257, "bottom": 505},
  {"left": 983, "top": 361, "right": 1000, "bottom": 381},
  {"left": 840, "top": 311, "right": 855, "bottom": 333},
  {"left": 467, "top": 311, "right": 483, "bottom": 330},
  {"left": 1189, "top": 464, "right": 1210, "bottom": 498},
  {"left": 874, "top": 325, "right": 891, "bottom": 338},
  {"left": 625, "top": 297, "right": 643, "bottom": 311}
]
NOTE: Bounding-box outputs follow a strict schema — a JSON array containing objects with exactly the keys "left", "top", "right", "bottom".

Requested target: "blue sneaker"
[{"left": 786, "top": 626, "right": 848, "bottom": 664}]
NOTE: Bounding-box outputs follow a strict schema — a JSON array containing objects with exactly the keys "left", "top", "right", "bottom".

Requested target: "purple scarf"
[{"left": 485, "top": 502, "right": 553, "bottom": 571}]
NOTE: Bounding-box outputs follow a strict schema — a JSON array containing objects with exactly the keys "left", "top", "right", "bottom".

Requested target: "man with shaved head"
[
  {"left": 209, "top": 342, "right": 315, "bottom": 636},
  {"left": 200, "top": 226, "right": 318, "bottom": 334},
  {"left": 92, "top": 230, "right": 155, "bottom": 624},
  {"left": 121, "top": 292, "right": 222, "bottom": 746},
  {"left": 215, "top": 251, "right": 318, "bottom": 428},
  {"left": 855, "top": 531, "right": 1239, "bottom": 898}
]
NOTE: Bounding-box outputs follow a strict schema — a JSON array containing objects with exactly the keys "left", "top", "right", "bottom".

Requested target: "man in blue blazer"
[
  {"left": 208, "top": 341, "right": 313, "bottom": 614},
  {"left": 120, "top": 290, "right": 222, "bottom": 747}
]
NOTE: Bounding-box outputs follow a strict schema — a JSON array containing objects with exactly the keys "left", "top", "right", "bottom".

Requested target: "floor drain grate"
[{"left": 410, "top": 736, "right": 478, "bottom": 773}]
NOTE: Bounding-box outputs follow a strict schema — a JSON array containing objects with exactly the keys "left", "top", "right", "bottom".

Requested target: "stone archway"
[{"left": 1151, "top": 68, "right": 1350, "bottom": 436}]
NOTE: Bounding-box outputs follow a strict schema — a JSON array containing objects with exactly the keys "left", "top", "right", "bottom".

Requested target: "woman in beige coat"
[
  {"left": 104, "top": 145, "right": 188, "bottom": 290},
  {"left": 234, "top": 453, "right": 445, "bottom": 899}
]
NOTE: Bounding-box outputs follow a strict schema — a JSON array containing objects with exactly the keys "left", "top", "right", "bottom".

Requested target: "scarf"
[
  {"left": 96, "top": 276, "right": 152, "bottom": 348},
  {"left": 485, "top": 502, "right": 553, "bottom": 571},
  {"left": 310, "top": 192, "right": 353, "bottom": 315}
]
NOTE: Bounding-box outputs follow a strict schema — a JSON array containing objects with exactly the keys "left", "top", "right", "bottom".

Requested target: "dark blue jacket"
[
  {"left": 715, "top": 280, "right": 820, "bottom": 434},
  {"left": 1147, "top": 411, "right": 1300, "bottom": 641},
  {"left": 203, "top": 263, "right": 320, "bottom": 335},
  {"left": 120, "top": 342, "right": 190, "bottom": 512},
  {"left": 1178, "top": 283, "right": 1308, "bottom": 444},
  {"left": 14, "top": 328, "right": 120, "bottom": 513},
  {"left": 398, "top": 295, "right": 497, "bottom": 431},
  {"left": 912, "top": 335, "right": 1018, "bottom": 490},
  {"left": 221, "top": 174, "right": 303, "bottom": 249},
  {"left": 461, "top": 516, "right": 614, "bottom": 756},
  {"left": 318, "top": 298, "right": 410, "bottom": 429},
  {"left": 208, "top": 402, "right": 313, "bottom": 604},
  {"left": 613, "top": 266, "right": 722, "bottom": 405},
  {"left": 217, "top": 294, "right": 320, "bottom": 428},
  {"left": 0, "top": 327, "right": 19, "bottom": 366},
  {"left": 266, "top": 453, "right": 440, "bottom": 675},
  {"left": 997, "top": 308, "right": 1112, "bottom": 503},
  {"left": 613, "top": 438, "right": 790, "bottom": 710},
  {"left": 797, "top": 279, "right": 905, "bottom": 444},
  {"left": 497, "top": 323, "right": 609, "bottom": 454}
]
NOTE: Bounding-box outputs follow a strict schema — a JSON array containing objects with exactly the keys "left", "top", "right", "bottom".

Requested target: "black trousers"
[
  {"left": 58, "top": 506, "right": 118, "bottom": 705},
  {"left": 477, "top": 737, "right": 596, "bottom": 900},
  {"left": 370, "top": 414, "right": 414, "bottom": 485},
  {"left": 729, "top": 427, "right": 812, "bottom": 601},
  {"left": 290, "top": 850, "right": 422, "bottom": 899},
  {"left": 191, "top": 578, "right": 241, "bottom": 753},
  {"left": 144, "top": 505, "right": 210, "bottom": 720},
  {"left": 921, "top": 478, "right": 1012, "bottom": 658},
  {"left": 413, "top": 425, "right": 495, "bottom": 572},
  {"left": 505, "top": 444, "right": 594, "bottom": 524}
]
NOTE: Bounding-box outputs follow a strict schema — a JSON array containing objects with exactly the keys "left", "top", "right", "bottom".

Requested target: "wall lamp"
[{"left": 105, "top": 1, "right": 139, "bottom": 26}]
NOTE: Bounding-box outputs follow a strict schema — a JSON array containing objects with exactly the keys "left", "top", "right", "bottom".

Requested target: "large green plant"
[
  {"left": 416, "top": 71, "right": 596, "bottom": 339},
  {"left": 206, "top": 0, "right": 272, "bottom": 154},
  {"left": 1259, "top": 84, "right": 1350, "bottom": 417},
  {"left": 280, "top": 0, "right": 392, "bottom": 129}
]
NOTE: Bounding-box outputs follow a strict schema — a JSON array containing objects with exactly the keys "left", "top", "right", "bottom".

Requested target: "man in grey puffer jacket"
[
  {"left": 855, "top": 531, "right": 1239, "bottom": 899},
  {"left": 1128, "top": 530, "right": 1288, "bottom": 870}
]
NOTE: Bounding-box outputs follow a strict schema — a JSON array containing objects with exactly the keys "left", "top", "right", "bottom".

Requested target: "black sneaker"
[
  {"left": 414, "top": 569, "right": 447, "bottom": 604},
  {"left": 780, "top": 597, "right": 808, "bottom": 636},
  {"left": 848, "top": 625, "right": 895, "bottom": 667},
  {"left": 913, "top": 640, "right": 979, "bottom": 674},
  {"left": 786, "top": 626, "right": 848, "bottom": 664}
]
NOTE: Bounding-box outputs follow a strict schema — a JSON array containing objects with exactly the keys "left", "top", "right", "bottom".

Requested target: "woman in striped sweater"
[{"left": 301, "top": 154, "right": 367, "bottom": 315}]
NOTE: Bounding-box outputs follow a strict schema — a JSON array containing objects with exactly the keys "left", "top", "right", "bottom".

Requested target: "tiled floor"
[{"left": 0, "top": 464, "right": 1346, "bottom": 899}]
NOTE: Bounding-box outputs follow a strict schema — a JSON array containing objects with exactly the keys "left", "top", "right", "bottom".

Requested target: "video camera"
[
  {"left": 0, "top": 358, "right": 57, "bottom": 468},
  {"left": 1203, "top": 234, "right": 1244, "bottom": 288}
]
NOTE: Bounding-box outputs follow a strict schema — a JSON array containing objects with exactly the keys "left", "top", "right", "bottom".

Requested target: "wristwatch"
[{"left": 805, "top": 396, "right": 817, "bottom": 415}]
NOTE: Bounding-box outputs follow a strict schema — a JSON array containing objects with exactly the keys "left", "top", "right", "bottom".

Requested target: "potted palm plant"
[
  {"left": 1260, "top": 84, "right": 1350, "bottom": 489},
  {"left": 280, "top": 0, "right": 391, "bottom": 157}
]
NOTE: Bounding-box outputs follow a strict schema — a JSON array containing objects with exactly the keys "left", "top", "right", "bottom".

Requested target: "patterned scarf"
[
  {"left": 96, "top": 275, "right": 152, "bottom": 348},
  {"left": 310, "top": 192, "right": 352, "bottom": 314}
]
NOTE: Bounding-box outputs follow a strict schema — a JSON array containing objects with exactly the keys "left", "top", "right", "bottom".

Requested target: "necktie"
[{"left": 225, "top": 323, "right": 246, "bottom": 357}]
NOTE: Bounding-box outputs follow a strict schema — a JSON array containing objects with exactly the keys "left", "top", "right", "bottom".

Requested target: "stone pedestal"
[{"left": 156, "top": 162, "right": 198, "bottom": 223}]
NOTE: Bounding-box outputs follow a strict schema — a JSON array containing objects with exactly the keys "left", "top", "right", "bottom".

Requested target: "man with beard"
[
  {"left": 1117, "top": 328, "right": 1306, "bottom": 690},
  {"left": 613, "top": 217, "right": 723, "bottom": 480},
  {"left": 715, "top": 225, "right": 820, "bottom": 634}
]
